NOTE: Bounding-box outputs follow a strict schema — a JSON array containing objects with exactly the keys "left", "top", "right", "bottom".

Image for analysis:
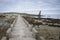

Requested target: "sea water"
[{"left": 41, "top": 14, "right": 60, "bottom": 19}]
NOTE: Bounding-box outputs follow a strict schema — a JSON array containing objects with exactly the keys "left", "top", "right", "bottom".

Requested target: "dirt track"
[{"left": 9, "top": 15, "right": 36, "bottom": 40}]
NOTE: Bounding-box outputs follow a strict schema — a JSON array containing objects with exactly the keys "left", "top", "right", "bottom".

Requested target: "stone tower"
[{"left": 38, "top": 11, "right": 41, "bottom": 18}]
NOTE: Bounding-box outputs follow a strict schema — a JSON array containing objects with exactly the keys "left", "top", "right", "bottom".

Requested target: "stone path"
[{"left": 9, "top": 15, "right": 36, "bottom": 40}]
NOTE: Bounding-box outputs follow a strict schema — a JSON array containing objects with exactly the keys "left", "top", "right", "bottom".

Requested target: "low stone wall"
[
  {"left": 22, "top": 17, "right": 41, "bottom": 40},
  {"left": 1, "top": 16, "right": 17, "bottom": 40},
  {"left": 32, "top": 28, "right": 46, "bottom": 40}
]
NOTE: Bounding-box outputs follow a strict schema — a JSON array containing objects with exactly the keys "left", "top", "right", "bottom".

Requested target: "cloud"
[{"left": 0, "top": 0, "right": 60, "bottom": 14}]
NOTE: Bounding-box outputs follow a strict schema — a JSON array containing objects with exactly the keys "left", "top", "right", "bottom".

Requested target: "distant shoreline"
[{"left": 0, "top": 12, "right": 60, "bottom": 19}]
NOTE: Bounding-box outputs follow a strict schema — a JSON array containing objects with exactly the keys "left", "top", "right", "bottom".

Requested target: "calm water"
[
  {"left": 41, "top": 10, "right": 60, "bottom": 19},
  {"left": 41, "top": 14, "right": 60, "bottom": 19}
]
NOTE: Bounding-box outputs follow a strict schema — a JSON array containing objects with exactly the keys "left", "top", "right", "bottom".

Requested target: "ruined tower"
[{"left": 38, "top": 11, "right": 41, "bottom": 19}]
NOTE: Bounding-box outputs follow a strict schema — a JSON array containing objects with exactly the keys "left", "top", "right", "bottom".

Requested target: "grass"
[
  {"left": 0, "top": 14, "right": 17, "bottom": 40},
  {"left": 35, "top": 25, "right": 60, "bottom": 40},
  {"left": 6, "top": 18, "right": 15, "bottom": 24}
]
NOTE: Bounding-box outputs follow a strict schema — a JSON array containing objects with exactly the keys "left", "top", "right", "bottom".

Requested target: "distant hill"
[{"left": 0, "top": 12, "right": 38, "bottom": 16}]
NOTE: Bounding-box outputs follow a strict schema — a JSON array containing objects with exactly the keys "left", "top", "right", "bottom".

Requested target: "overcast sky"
[{"left": 0, "top": 0, "right": 60, "bottom": 14}]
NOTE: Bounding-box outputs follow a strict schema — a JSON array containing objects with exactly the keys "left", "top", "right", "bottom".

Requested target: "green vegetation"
[
  {"left": 0, "top": 14, "right": 17, "bottom": 40},
  {"left": 6, "top": 18, "right": 15, "bottom": 24},
  {"left": 35, "top": 26, "right": 60, "bottom": 40}
]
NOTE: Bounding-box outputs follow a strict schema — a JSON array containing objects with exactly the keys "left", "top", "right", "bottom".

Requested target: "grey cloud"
[{"left": 0, "top": 0, "right": 60, "bottom": 14}]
